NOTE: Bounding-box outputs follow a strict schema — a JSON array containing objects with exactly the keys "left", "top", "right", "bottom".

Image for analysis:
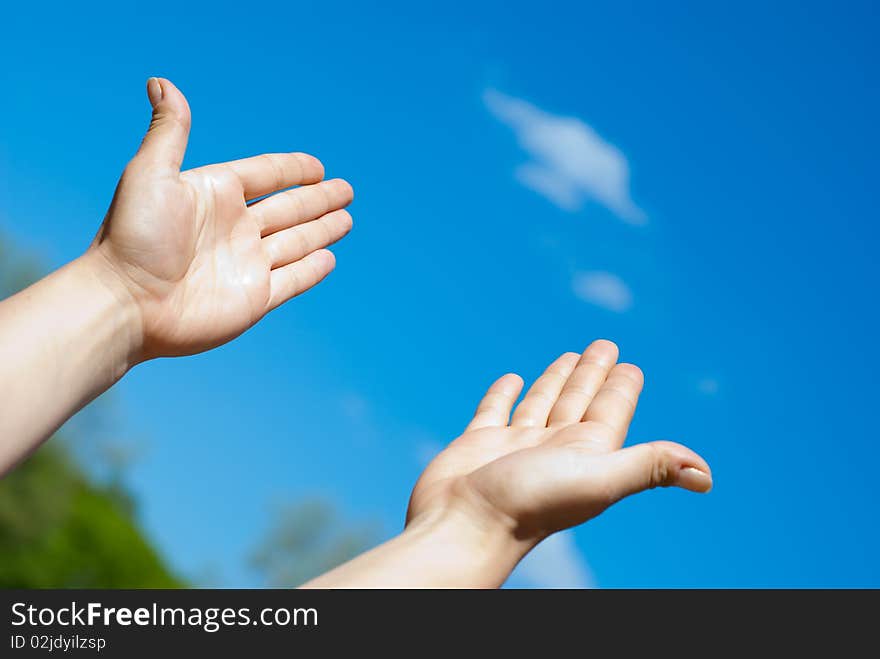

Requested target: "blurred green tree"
[
  {"left": 0, "top": 443, "right": 181, "bottom": 587},
  {"left": 250, "top": 499, "right": 376, "bottom": 587}
]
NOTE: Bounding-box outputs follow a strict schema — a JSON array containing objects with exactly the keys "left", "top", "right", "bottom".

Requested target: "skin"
[
  {"left": 0, "top": 78, "right": 353, "bottom": 473},
  {"left": 306, "top": 340, "right": 712, "bottom": 588}
]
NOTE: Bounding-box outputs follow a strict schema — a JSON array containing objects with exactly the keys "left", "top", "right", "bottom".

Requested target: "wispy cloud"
[
  {"left": 337, "top": 393, "right": 380, "bottom": 446},
  {"left": 506, "top": 531, "right": 596, "bottom": 589},
  {"left": 572, "top": 271, "right": 633, "bottom": 312},
  {"left": 484, "top": 89, "right": 645, "bottom": 224},
  {"left": 697, "top": 377, "right": 720, "bottom": 395},
  {"left": 339, "top": 393, "right": 370, "bottom": 423}
]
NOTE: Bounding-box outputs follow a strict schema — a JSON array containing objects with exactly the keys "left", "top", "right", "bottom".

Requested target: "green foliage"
[
  {"left": 0, "top": 443, "right": 182, "bottom": 588},
  {"left": 250, "top": 499, "right": 375, "bottom": 587}
]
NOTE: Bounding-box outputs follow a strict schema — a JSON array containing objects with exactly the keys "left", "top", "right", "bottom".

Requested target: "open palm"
[
  {"left": 408, "top": 340, "right": 712, "bottom": 542},
  {"left": 92, "top": 78, "right": 353, "bottom": 358}
]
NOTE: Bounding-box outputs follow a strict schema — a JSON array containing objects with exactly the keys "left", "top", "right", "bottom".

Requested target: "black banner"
[{"left": 1, "top": 589, "right": 875, "bottom": 655}]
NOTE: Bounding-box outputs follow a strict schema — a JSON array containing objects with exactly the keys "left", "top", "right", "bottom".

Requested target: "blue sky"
[{"left": 1, "top": 1, "right": 878, "bottom": 587}]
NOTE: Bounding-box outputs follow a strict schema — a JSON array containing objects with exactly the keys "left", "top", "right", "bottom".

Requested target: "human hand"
[
  {"left": 304, "top": 340, "right": 712, "bottom": 588},
  {"left": 84, "top": 77, "right": 353, "bottom": 361},
  {"left": 407, "top": 340, "right": 712, "bottom": 569}
]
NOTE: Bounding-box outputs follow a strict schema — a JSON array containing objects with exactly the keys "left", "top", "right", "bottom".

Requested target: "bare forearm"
[
  {"left": 303, "top": 509, "right": 532, "bottom": 589},
  {"left": 0, "top": 251, "right": 141, "bottom": 474}
]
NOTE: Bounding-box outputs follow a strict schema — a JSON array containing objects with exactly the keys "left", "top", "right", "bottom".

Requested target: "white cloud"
[
  {"left": 572, "top": 271, "right": 633, "bottom": 312},
  {"left": 506, "top": 531, "right": 596, "bottom": 589},
  {"left": 337, "top": 393, "right": 380, "bottom": 446},
  {"left": 697, "top": 377, "right": 720, "bottom": 395},
  {"left": 339, "top": 393, "right": 370, "bottom": 423},
  {"left": 484, "top": 89, "right": 645, "bottom": 224}
]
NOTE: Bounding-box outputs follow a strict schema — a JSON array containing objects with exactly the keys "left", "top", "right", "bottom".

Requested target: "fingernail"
[
  {"left": 147, "top": 77, "right": 163, "bottom": 107},
  {"left": 678, "top": 467, "right": 713, "bottom": 493}
]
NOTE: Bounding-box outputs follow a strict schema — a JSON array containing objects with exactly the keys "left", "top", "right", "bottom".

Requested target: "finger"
[
  {"left": 267, "top": 249, "right": 336, "bottom": 312},
  {"left": 263, "top": 209, "right": 353, "bottom": 269},
  {"left": 223, "top": 152, "right": 325, "bottom": 200},
  {"left": 466, "top": 374, "right": 525, "bottom": 431},
  {"left": 252, "top": 178, "right": 354, "bottom": 236},
  {"left": 581, "top": 363, "right": 644, "bottom": 447},
  {"left": 599, "top": 441, "right": 713, "bottom": 501},
  {"left": 134, "top": 77, "right": 191, "bottom": 172},
  {"left": 510, "top": 352, "right": 580, "bottom": 427},
  {"left": 547, "top": 339, "right": 619, "bottom": 426}
]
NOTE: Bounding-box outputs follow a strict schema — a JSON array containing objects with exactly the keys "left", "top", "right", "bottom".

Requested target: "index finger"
[
  {"left": 223, "top": 152, "right": 325, "bottom": 200},
  {"left": 466, "top": 373, "right": 525, "bottom": 431}
]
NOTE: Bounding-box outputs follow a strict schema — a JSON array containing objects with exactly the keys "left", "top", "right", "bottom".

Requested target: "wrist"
[
  {"left": 304, "top": 486, "right": 537, "bottom": 588},
  {"left": 404, "top": 500, "right": 536, "bottom": 588},
  {"left": 73, "top": 249, "right": 145, "bottom": 373}
]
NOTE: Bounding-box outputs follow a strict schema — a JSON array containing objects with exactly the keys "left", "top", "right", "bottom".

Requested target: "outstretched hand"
[
  {"left": 408, "top": 340, "right": 712, "bottom": 545},
  {"left": 88, "top": 77, "right": 353, "bottom": 359},
  {"left": 306, "top": 339, "right": 713, "bottom": 588},
  {"left": 0, "top": 76, "right": 353, "bottom": 471}
]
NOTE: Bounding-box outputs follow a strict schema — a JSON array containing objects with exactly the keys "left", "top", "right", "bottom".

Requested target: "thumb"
[
  {"left": 134, "top": 77, "right": 191, "bottom": 172},
  {"left": 601, "top": 440, "right": 713, "bottom": 502}
]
